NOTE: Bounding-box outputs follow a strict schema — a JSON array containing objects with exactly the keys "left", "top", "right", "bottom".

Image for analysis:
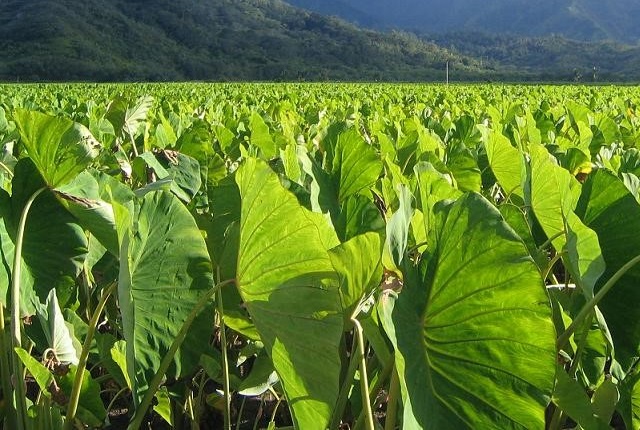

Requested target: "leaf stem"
[
  {"left": 557, "top": 253, "right": 640, "bottom": 350},
  {"left": 10, "top": 185, "right": 46, "bottom": 430},
  {"left": 128, "top": 279, "right": 235, "bottom": 430},
  {"left": 352, "top": 316, "right": 375, "bottom": 430},
  {"left": 548, "top": 405, "right": 565, "bottom": 430},
  {"left": 354, "top": 345, "right": 395, "bottom": 430},
  {"left": 330, "top": 333, "right": 360, "bottom": 429},
  {"left": 543, "top": 251, "right": 565, "bottom": 283},
  {"left": 537, "top": 231, "right": 564, "bottom": 252},
  {"left": 267, "top": 387, "right": 283, "bottom": 426},
  {"left": 0, "top": 161, "right": 14, "bottom": 178},
  {"left": 64, "top": 281, "right": 117, "bottom": 430},
  {"left": 384, "top": 367, "right": 400, "bottom": 430},
  {"left": 0, "top": 303, "right": 18, "bottom": 430},
  {"left": 235, "top": 396, "right": 247, "bottom": 430},
  {"left": 105, "top": 386, "right": 130, "bottom": 416},
  {"left": 217, "top": 270, "right": 232, "bottom": 430}
]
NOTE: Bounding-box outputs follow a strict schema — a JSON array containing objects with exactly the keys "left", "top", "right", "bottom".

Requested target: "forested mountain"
[
  {"left": 428, "top": 32, "right": 640, "bottom": 82},
  {"left": 0, "top": 0, "right": 484, "bottom": 81},
  {"left": 286, "top": 0, "right": 640, "bottom": 44},
  {"left": 1, "top": 0, "right": 639, "bottom": 82}
]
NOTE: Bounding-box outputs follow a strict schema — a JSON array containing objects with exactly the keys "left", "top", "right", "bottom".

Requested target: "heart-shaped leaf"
[{"left": 380, "top": 192, "right": 556, "bottom": 429}]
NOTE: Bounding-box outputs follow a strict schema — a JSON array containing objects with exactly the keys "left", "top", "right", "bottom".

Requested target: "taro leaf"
[
  {"left": 37, "top": 289, "right": 80, "bottom": 365},
  {"left": 249, "top": 112, "right": 277, "bottom": 159},
  {"left": 154, "top": 387, "right": 173, "bottom": 426},
  {"left": 529, "top": 143, "right": 577, "bottom": 243},
  {"left": 591, "top": 379, "right": 619, "bottom": 425},
  {"left": 529, "top": 143, "right": 604, "bottom": 296},
  {"left": 578, "top": 309, "right": 611, "bottom": 387},
  {"left": 56, "top": 365, "right": 106, "bottom": 427},
  {"left": 136, "top": 151, "right": 200, "bottom": 203},
  {"left": 329, "top": 128, "right": 382, "bottom": 203},
  {"left": 55, "top": 169, "right": 135, "bottom": 257},
  {"left": 96, "top": 335, "right": 129, "bottom": 389},
  {"left": 200, "top": 176, "right": 258, "bottom": 340},
  {"left": 238, "top": 352, "right": 280, "bottom": 396},
  {"left": 161, "top": 152, "right": 202, "bottom": 202},
  {"left": 14, "top": 347, "right": 54, "bottom": 394},
  {"left": 565, "top": 212, "right": 606, "bottom": 298},
  {"left": 203, "top": 174, "right": 241, "bottom": 276},
  {"left": 446, "top": 145, "right": 482, "bottom": 192},
  {"left": 0, "top": 159, "right": 87, "bottom": 315},
  {"left": 383, "top": 185, "right": 413, "bottom": 269},
  {"left": 329, "top": 232, "right": 383, "bottom": 324},
  {"left": 116, "top": 191, "right": 214, "bottom": 404},
  {"left": 235, "top": 158, "right": 342, "bottom": 430},
  {"left": 105, "top": 95, "right": 153, "bottom": 141},
  {"left": 481, "top": 127, "right": 525, "bottom": 199},
  {"left": 499, "top": 204, "right": 547, "bottom": 270},
  {"left": 334, "top": 194, "right": 385, "bottom": 242},
  {"left": 380, "top": 193, "right": 556, "bottom": 429},
  {"left": 618, "top": 371, "right": 640, "bottom": 430},
  {"left": 413, "top": 161, "right": 462, "bottom": 239},
  {"left": 553, "top": 366, "right": 608, "bottom": 430},
  {"left": 297, "top": 147, "right": 339, "bottom": 216},
  {"left": 576, "top": 170, "right": 640, "bottom": 367},
  {"left": 14, "top": 109, "right": 100, "bottom": 188}
]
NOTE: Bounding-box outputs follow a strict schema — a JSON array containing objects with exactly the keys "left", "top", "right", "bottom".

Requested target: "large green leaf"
[
  {"left": 14, "top": 109, "right": 100, "bottom": 188},
  {"left": 481, "top": 127, "right": 525, "bottom": 199},
  {"left": 329, "top": 128, "right": 382, "bottom": 203},
  {"left": 552, "top": 366, "right": 608, "bottom": 430},
  {"left": 235, "top": 158, "right": 343, "bottom": 430},
  {"left": 37, "top": 289, "right": 80, "bottom": 365},
  {"left": 576, "top": 170, "right": 640, "bottom": 366},
  {"left": 57, "top": 365, "right": 106, "bottom": 427},
  {"left": 619, "top": 371, "right": 640, "bottom": 430},
  {"left": 380, "top": 192, "right": 556, "bottom": 429},
  {"left": 0, "top": 159, "right": 87, "bottom": 314},
  {"left": 329, "top": 232, "right": 383, "bottom": 323},
  {"left": 529, "top": 143, "right": 605, "bottom": 296},
  {"left": 249, "top": 112, "right": 277, "bottom": 159},
  {"left": 55, "top": 169, "right": 135, "bottom": 257},
  {"left": 383, "top": 184, "right": 413, "bottom": 269},
  {"left": 334, "top": 194, "right": 385, "bottom": 242},
  {"left": 105, "top": 95, "right": 153, "bottom": 142},
  {"left": 116, "top": 191, "right": 214, "bottom": 404}
]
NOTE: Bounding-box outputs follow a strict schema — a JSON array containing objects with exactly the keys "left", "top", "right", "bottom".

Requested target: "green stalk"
[
  {"left": 235, "top": 396, "right": 247, "bottom": 430},
  {"left": 557, "top": 253, "right": 640, "bottom": 350},
  {"left": 64, "top": 282, "right": 117, "bottom": 430},
  {"left": 384, "top": 367, "right": 400, "bottom": 430},
  {"left": 105, "top": 386, "right": 130, "bottom": 416},
  {"left": 217, "top": 287, "right": 232, "bottom": 430},
  {"left": 0, "top": 303, "right": 18, "bottom": 430},
  {"left": 543, "top": 252, "right": 565, "bottom": 283},
  {"left": 352, "top": 317, "right": 375, "bottom": 430},
  {"left": 267, "top": 387, "right": 283, "bottom": 427},
  {"left": 548, "top": 405, "right": 564, "bottom": 430},
  {"left": 0, "top": 161, "right": 14, "bottom": 179},
  {"left": 128, "top": 279, "right": 234, "bottom": 430},
  {"left": 10, "top": 186, "right": 46, "bottom": 430},
  {"left": 329, "top": 336, "right": 360, "bottom": 429},
  {"left": 537, "top": 231, "right": 564, "bottom": 252},
  {"left": 353, "top": 357, "right": 395, "bottom": 430}
]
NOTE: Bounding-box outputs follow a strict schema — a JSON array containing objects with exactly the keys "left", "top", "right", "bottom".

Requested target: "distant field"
[{"left": 0, "top": 83, "right": 638, "bottom": 429}]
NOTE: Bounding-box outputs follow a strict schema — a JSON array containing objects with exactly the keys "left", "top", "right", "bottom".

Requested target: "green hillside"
[
  {"left": 428, "top": 32, "right": 640, "bottom": 82},
  {"left": 0, "top": 0, "right": 485, "bottom": 82},
  {"left": 287, "top": 0, "right": 640, "bottom": 44}
]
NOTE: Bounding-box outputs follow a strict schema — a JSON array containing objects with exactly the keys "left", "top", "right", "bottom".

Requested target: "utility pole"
[{"left": 446, "top": 61, "right": 449, "bottom": 85}]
